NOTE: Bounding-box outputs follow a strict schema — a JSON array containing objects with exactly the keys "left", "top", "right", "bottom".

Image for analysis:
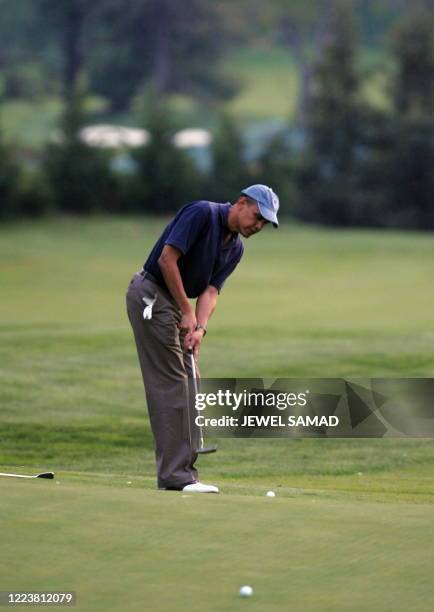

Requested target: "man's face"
[{"left": 237, "top": 200, "right": 268, "bottom": 238}]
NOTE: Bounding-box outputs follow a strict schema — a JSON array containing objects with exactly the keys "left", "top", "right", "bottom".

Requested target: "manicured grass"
[
  {"left": 225, "top": 46, "right": 299, "bottom": 122},
  {"left": 1, "top": 477, "right": 433, "bottom": 612},
  {"left": 0, "top": 216, "right": 433, "bottom": 611},
  {"left": 1, "top": 216, "right": 434, "bottom": 373},
  {"left": 1, "top": 215, "right": 433, "bottom": 468}
]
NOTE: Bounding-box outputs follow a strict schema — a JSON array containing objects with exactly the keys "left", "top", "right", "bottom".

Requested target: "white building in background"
[
  {"left": 79, "top": 125, "right": 150, "bottom": 148},
  {"left": 172, "top": 128, "right": 212, "bottom": 148},
  {"left": 78, "top": 124, "right": 214, "bottom": 173},
  {"left": 79, "top": 124, "right": 213, "bottom": 150},
  {"left": 172, "top": 128, "right": 213, "bottom": 172}
]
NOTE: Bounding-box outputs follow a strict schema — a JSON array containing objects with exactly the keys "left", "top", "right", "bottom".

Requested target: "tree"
[
  {"left": 342, "top": 6, "right": 434, "bottom": 230},
  {"left": 209, "top": 113, "right": 250, "bottom": 202},
  {"left": 131, "top": 95, "right": 200, "bottom": 213},
  {"left": 43, "top": 94, "right": 116, "bottom": 213},
  {"left": 392, "top": 10, "right": 434, "bottom": 119},
  {"left": 387, "top": 9, "right": 434, "bottom": 228},
  {"left": 0, "top": 119, "right": 20, "bottom": 218},
  {"left": 88, "top": 0, "right": 239, "bottom": 111},
  {"left": 33, "top": 0, "right": 89, "bottom": 101},
  {"left": 0, "top": 1, "right": 47, "bottom": 98},
  {"left": 276, "top": 0, "right": 336, "bottom": 126},
  {"left": 298, "top": 1, "right": 363, "bottom": 225},
  {"left": 256, "top": 133, "right": 296, "bottom": 215}
]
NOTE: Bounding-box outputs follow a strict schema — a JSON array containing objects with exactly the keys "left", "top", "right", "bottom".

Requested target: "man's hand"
[
  {"left": 185, "top": 329, "right": 205, "bottom": 358},
  {"left": 184, "top": 285, "right": 218, "bottom": 357},
  {"left": 179, "top": 308, "right": 196, "bottom": 336}
]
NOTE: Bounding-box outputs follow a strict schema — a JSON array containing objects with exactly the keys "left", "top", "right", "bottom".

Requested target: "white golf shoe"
[{"left": 182, "top": 482, "right": 219, "bottom": 494}]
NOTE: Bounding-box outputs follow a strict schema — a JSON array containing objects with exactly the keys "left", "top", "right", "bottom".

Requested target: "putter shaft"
[{"left": 188, "top": 350, "right": 217, "bottom": 454}]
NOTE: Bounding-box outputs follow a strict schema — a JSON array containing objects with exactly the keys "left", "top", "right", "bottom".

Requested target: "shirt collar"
[
  {"left": 219, "top": 202, "right": 239, "bottom": 243},
  {"left": 218, "top": 202, "right": 231, "bottom": 229}
]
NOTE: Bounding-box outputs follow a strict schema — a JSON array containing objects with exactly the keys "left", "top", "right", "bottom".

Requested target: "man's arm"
[
  {"left": 158, "top": 245, "right": 196, "bottom": 335},
  {"left": 187, "top": 285, "right": 219, "bottom": 358},
  {"left": 195, "top": 285, "right": 218, "bottom": 329}
]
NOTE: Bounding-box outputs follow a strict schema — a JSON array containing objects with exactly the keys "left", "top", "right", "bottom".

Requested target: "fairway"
[{"left": 1, "top": 217, "right": 434, "bottom": 611}]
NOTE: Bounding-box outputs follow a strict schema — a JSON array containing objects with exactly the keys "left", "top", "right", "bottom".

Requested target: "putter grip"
[{"left": 189, "top": 350, "right": 197, "bottom": 381}]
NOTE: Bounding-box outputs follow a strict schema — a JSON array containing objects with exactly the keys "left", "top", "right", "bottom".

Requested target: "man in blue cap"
[{"left": 126, "top": 185, "right": 279, "bottom": 493}]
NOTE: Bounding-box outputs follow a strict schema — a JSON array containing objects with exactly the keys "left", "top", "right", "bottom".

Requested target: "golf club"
[
  {"left": 0, "top": 471, "right": 55, "bottom": 479},
  {"left": 188, "top": 349, "right": 217, "bottom": 454}
]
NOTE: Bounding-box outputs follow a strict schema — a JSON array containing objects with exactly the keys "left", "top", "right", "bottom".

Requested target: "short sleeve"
[
  {"left": 210, "top": 242, "right": 244, "bottom": 292},
  {"left": 164, "top": 202, "right": 211, "bottom": 255}
]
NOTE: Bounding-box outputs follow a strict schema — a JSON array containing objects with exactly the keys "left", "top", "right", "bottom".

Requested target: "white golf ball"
[
  {"left": 266, "top": 490, "right": 276, "bottom": 497},
  {"left": 239, "top": 585, "right": 253, "bottom": 597}
]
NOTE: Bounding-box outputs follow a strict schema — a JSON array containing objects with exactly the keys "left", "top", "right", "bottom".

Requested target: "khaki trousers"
[{"left": 126, "top": 272, "right": 199, "bottom": 488}]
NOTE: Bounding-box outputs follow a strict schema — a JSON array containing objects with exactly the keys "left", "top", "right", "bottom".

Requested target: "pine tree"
[
  {"left": 257, "top": 133, "right": 296, "bottom": 215},
  {"left": 0, "top": 112, "right": 20, "bottom": 219},
  {"left": 299, "top": 1, "right": 363, "bottom": 225},
  {"left": 393, "top": 10, "right": 434, "bottom": 119},
  {"left": 388, "top": 10, "right": 434, "bottom": 228},
  {"left": 209, "top": 113, "right": 249, "bottom": 202}
]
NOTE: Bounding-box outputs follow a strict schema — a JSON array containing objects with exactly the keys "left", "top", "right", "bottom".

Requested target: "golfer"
[{"left": 126, "top": 185, "right": 279, "bottom": 493}]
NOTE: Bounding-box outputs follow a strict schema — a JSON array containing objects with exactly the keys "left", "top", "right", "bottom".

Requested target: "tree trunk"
[
  {"left": 148, "top": 0, "right": 170, "bottom": 96},
  {"left": 63, "top": 0, "right": 84, "bottom": 101},
  {"left": 280, "top": 0, "right": 334, "bottom": 126}
]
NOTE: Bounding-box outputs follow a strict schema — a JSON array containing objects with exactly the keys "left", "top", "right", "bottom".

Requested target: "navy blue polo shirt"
[{"left": 144, "top": 201, "right": 244, "bottom": 298}]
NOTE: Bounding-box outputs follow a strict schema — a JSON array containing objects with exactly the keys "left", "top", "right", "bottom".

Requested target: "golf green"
[{"left": 1, "top": 475, "right": 433, "bottom": 612}]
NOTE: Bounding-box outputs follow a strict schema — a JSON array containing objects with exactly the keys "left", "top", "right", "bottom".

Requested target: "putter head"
[
  {"left": 37, "top": 472, "right": 55, "bottom": 479},
  {"left": 197, "top": 446, "right": 217, "bottom": 454}
]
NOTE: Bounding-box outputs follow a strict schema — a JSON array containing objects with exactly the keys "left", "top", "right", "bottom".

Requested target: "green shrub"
[
  {"left": 0, "top": 131, "right": 20, "bottom": 219},
  {"left": 42, "top": 95, "right": 117, "bottom": 214}
]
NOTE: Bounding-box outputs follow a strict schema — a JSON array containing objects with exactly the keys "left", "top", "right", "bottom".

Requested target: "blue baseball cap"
[{"left": 241, "top": 184, "right": 280, "bottom": 228}]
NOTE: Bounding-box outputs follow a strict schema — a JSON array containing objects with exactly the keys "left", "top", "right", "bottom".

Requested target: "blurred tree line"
[
  {"left": 0, "top": 0, "right": 433, "bottom": 229},
  {"left": 298, "top": 2, "right": 434, "bottom": 228}
]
